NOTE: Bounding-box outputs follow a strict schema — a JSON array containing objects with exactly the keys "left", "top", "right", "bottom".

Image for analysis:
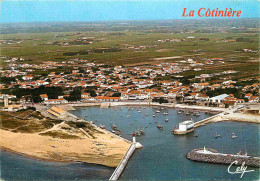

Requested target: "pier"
[{"left": 194, "top": 112, "right": 222, "bottom": 128}]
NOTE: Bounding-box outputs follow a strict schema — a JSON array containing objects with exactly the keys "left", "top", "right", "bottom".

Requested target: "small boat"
[
  {"left": 145, "top": 113, "right": 148, "bottom": 116},
  {"left": 112, "top": 130, "right": 122, "bottom": 136},
  {"left": 99, "top": 125, "right": 106, "bottom": 129},
  {"left": 185, "top": 112, "right": 190, "bottom": 115},
  {"left": 193, "top": 112, "right": 200, "bottom": 116},
  {"left": 178, "top": 110, "right": 182, "bottom": 114},
  {"left": 137, "top": 110, "right": 141, "bottom": 113},
  {"left": 232, "top": 135, "right": 238, "bottom": 139},
  {"left": 163, "top": 112, "right": 168, "bottom": 115},
  {"left": 194, "top": 135, "right": 199, "bottom": 137},
  {"left": 135, "top": 131, "right": 141, "bottom": 136},
  {"left": 157, "top": 123, "right": 163, "bottom": 130},
  {"left": 165, "top": 118, "right": 169, "bottom": 122},
  {"left": 232, "top": 133, "right": 237, "bottom": 139},
  {"left": 126, "top": 114, "right": 130, "bottom": 117},
  {"left": 152, "top": 114, "right": 155, "bottom": 117},
  {"left": 215, "top": 133, "right": 221, "bottom": 138},
  {"left": 111, "top": 124, "right": 118, "bottom": 130},
  {"left": 156, "top": 110, "right": 160, "bottom": 113},
  {"left": 140, "top": 129, "right": 145, "bottom": 135}
]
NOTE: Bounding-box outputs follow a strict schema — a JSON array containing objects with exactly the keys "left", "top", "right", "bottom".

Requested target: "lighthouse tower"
[
  {"left": 4, "top": 96, "right": 8, "bottom": 107},
  {"left": 132, "top": 132, "right": 143, "bottom": 149},
  {"left": 132, "top": 133, "right": 136, "bottom": 143}
]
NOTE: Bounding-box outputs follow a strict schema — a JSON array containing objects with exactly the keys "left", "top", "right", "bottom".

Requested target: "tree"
[
  {"left": 89, "top": 90, "right": 97, "bottom": 97},
  {"left": 152, "top": 97, "right": 169, "bottom": 104},
  {"left": 68, "top": 87, "right": 81, "bottom": 101},
  {"left": 112, "top": 92, "right": 121, "bottom": 97}
]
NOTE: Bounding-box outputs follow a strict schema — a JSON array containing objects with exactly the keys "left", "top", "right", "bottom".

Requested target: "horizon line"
[{"left": 1, "top": 17, "right": 259, "bottom": 24}]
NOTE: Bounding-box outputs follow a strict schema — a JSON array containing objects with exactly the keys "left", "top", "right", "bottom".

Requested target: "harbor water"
[{"left": 1, "top": 106, "right": 259, "bottom": 180}]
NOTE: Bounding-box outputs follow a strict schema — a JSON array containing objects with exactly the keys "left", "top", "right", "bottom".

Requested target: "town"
[{"left": 0, "top": 56, "right": 259, "bottom": 112}]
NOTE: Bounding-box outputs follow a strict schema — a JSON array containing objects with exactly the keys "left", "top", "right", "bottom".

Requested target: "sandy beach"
[{"left": 0, "top": 128, "right": 130, "bottom": 167}]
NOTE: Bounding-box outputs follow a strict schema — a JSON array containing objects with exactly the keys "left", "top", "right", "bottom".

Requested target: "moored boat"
[{"left": 157, "top": 123, "right": 163, "bottom": 130}]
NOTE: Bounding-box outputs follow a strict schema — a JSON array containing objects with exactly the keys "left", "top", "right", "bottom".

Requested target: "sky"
[{"left": 0, "top": 0, "right": 259, "bottom": 23}]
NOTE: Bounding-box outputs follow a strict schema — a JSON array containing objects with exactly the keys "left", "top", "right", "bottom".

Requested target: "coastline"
[{"left": 1, "top": 102, "right": 258, "bottom": 169}]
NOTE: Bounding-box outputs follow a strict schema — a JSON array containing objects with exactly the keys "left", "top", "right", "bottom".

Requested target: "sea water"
[{"left": 1, "top": 106, "right": 259, "bottom": 180}]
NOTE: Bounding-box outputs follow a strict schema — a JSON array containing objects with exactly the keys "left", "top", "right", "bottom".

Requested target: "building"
[
  {"left": 208, "top": 94, "right": 229, "bottom": 103},
  {"left": 173, "top": 120, "right": 194, "bottom": 134},
  {"left": 40, "top": 94, "right": 48, "bottom": 101},
  {"left": 47, "top": 106, "right": 67, "bottom": 119},
  {"left": 2, "top": 95, "right": 25, "bottom": 112}
]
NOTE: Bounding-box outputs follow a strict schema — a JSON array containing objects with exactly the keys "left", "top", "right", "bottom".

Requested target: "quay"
[
  {"left": 175, "top": 105, "right": 246, "bottom": 134},
  {"left": 187, "top": 147, "right": 260, "bottom": 168}
]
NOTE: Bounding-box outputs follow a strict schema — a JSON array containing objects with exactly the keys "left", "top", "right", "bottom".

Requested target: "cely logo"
[{"left": 227, "top": 161, "right": 254, "bottom": 178}]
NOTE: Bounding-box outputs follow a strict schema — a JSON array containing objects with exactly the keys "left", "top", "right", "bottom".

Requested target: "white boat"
[
  {"left": 232, "top": 135, "right": 238, "bottom": 139},
  {"left": 178, "top": 110, "right": 182, "bottom": 114},
  {"left": 137, "top": 110, "right": 141, "bottom": 113},
  {"left": 156, "top": 110, "right": 160, "bottom": 113},
  {"left": 165, "top": 118, "right": 169, "bottom": 122},
  {"left": 152, "top": 114, "right": 155, "bottom": 117},
  {"left": 232, "top": 133, "right": 237, "bottom": 139},
  {"left": 99, "top": 124, "right": 106, "bottom": 129},
  {"left": 163, "top": 112, "right": 168, "bottom": 115}
]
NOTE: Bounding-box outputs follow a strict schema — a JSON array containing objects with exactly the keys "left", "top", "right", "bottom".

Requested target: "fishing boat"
[
  {"left": 163, "top": 112, "right": 168, "bottom": 115},
  {"left": 165, "top": 118, "right": 169, "bottom": 122},
  {"left": 157, "top": 123, "right": 163, "bottom": 130}
]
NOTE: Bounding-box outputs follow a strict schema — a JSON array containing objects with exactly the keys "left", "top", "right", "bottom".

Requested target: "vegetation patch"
[{"left": 39, "top": 131, "right": 80, "bottom": 139}]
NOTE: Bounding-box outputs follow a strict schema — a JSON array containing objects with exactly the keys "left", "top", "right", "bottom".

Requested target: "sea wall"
[{"left": 187, "top": 148, "right": 259, "bottom": 168}]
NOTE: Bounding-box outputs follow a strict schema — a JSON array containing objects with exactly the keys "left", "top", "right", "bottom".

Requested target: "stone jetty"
[{"left": 187, "top": 148, "right": 259, "bottom": 168}]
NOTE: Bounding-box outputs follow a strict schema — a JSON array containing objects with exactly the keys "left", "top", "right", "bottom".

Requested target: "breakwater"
[
  {"left": 187, "top": 148, "right": 259, "bottom": 168},
  {"left": 109, "top": 143, "right": 136, "bottom": 180}
]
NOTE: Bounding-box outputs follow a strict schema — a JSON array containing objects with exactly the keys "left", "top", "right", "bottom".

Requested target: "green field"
[{"left": 1, "top": 20, "right": 259, "bottom": 79}]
